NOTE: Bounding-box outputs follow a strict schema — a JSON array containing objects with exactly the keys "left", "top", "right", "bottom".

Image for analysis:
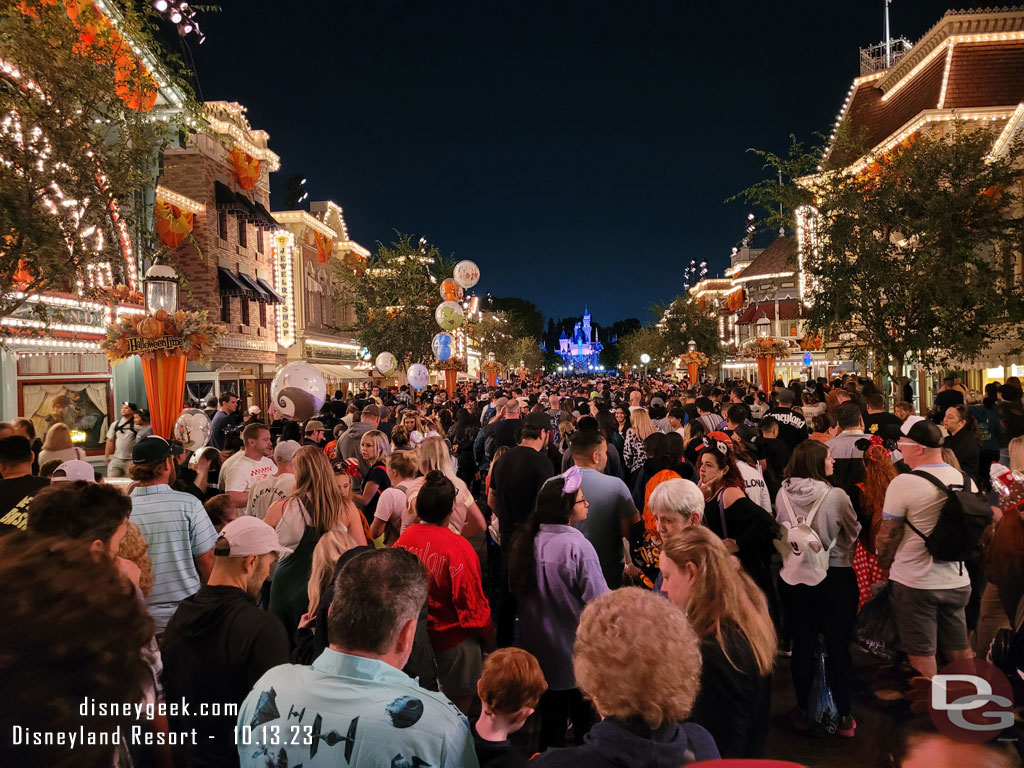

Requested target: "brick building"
[{"left": 157, "top": 101, "right": 282, "bottom": 412}]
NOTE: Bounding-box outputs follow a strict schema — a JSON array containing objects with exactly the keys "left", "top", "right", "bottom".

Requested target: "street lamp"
[
  {"left": 640, "top": 353, "right": 651, "bottom": 365},
  {"left": 144, "top": 264, "right": 179, "bottom": 315},
  {"left": 687, "top": 339, "right": 697, "bottom": 354},
  {"left": 756, "top": 315, "right": 771, "bottom": 338}
]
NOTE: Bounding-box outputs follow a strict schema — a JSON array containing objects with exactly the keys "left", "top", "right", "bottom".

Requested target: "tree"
[
  {"left": 472, "top": 312, "right": 517, "bottom": 367},
  {"left": 616, "top": 327, "right": 669, "bottom": 370},
  {"left": 509, "top": 336, "right": 544, "bottom": 372},
  {"left": 736, "top": 123, "right": 1024, "bottom": 376},
  {"left": 653, "top": 296, "right": 723, "bottom": 360},
  {"left": 0, "top": 0, "right": 195, "bottom": 320},
  {"left": 489, "top": 297, "right": 544, "bottom": 341},
  {"left": 334, "top": 234, "right": 454, "bottom": 368}
]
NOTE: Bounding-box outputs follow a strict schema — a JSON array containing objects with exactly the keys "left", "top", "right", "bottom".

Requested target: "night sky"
[{"left": 188, "top": 0, "right": 960, "bottom": 324}]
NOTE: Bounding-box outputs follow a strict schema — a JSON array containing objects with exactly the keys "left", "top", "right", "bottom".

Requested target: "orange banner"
[
  {"left": 313, "top": 230, "right": 332, "bottom": 263},
  {"left": 444, "top": 369, "right": 457, "bottom": 396},
  {"left": 229, "top": 146, "right": 260, "bottom": 191},
  {"left": 486, "top": 370, "right": 497, "bottom": 386},
  {"left": 140, "top": 352, "right": 187, "bottom": 439},
  {"left": 687, "top": 362, "right": 699, "bottom": 383},
  {"left": 756, "top": 356, "right": 776, "bottom": 392}
]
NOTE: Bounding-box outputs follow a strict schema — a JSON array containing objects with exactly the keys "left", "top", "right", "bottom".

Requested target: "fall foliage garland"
[{"left": 102, "top": 308, "right": 224, "bottom": 364}]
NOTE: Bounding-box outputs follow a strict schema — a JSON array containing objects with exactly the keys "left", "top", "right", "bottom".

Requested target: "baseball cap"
[
  {"left": 51, "top": 459, "right": 95, "bottom": 483},
  {"left": 273, "top": 439, "right": 301, "bottom": 462},
  {"left": 132, "top": 436, "right": 183, "bottom": 464},
  {"left": 524, "top": 411, "right": 552, "bottom": 430},
  {"left": 122, "top": 401, "right": 138, "bottom": 412},
  {"left": 247, "top": 405, "right": 261, "bottom": 416},
  {"left": 360, "top": 404, "right": 381, "bottom": 419},
  {"left": 214, "top": 517, "right": 292, "bottom": 558},
  {"left": 901, "top": 417, "right": 943, "bottom": 449},
  {"left": 304, "top": 419, "right": 325, "bottom": 433},
  {"left": 650, "top": 396, "right": 666, "bottom": 407}
]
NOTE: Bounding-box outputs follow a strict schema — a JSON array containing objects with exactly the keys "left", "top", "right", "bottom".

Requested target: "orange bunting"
[
  {"left": 313, "top": 230, "right": 333, "bottom": 263},
  {"left": 12, "top": 259, "right": 33, "bottom": 288},
  {"left": 154, "top": 199, "right": 194, "bottom": 249},
  {"left": 229, "top": 147, "right": 261, "bottom": 190}
]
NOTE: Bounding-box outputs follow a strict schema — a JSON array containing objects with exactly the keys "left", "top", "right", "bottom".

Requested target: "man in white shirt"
[
  {"left": 220, "top": 423, "right": 276, "bottom": 510},
  {"left": 876, "top": 419, "right": 974, "bottom": 677},
  {"left": 245, "top": 440, "right": 299, "bottom": 519}
]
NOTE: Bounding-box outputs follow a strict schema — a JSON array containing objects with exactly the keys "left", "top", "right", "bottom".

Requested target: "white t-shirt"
[
  {"left": 221, "top": 453, "right": 277, "bottom": 494},
  {"left": 402, "top": 474, "right": 475, "bottom": 534},
  {"left": 882, "top": 464, "right": 974, "bottom": 590},
  {"left": 245, "top": 472, "right": 295, "bottom": 520},
  {"left": 737, "top": 461, "right": 772, "bottom": 514}
]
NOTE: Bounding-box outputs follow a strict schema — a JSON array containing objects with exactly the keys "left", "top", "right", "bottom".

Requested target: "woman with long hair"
[
  {"left": 696, "top": 439, "right": 777, "bottom": 614},
  {"left": 405, "top": 435, "right": 485, "bottom": 536},
  {"left": 853, "top": 437, "right": 898, "bottom": 609},
  {"left": 682, "top": 419, "right": 706, "bottom": 466},
  {"left": 943, "top": 404, "right": 982, "bottom": 482},
  {"left": 510, "top": 468, "right": 608, "bottom": 750},
  {"left": 264, "top": 446, "right": 365, "bottom": 641},
  {"left": 38, "top": 422, "right": 86, "bottom": 465},
  {"left": 352, "top": 429, "right": 391, "bottom": 522},
  {"left": 809, "top": 412, "right": 839, "bottom": 444},
  {"left": 448, "top": 407, "right": 480, "bottom": 491},
  {"left": 331, "top": 466, "right": 372, "bottom": 545},
  {"left": 660, "top": 526, "right": 776, "bottom": 758},
  {"left": 305, "top": 528, "right": 359, "bottom": 622},
  {"left": 775, "top": 440, "right": 861, "bottom": 737},
  {"left": 623, "top": 407, "right": 656, "bottom": 481}
]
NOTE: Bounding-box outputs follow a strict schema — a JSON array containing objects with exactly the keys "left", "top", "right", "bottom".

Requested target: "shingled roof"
[
  {"left": 826, "top": 8, "right": 1024, "bottom": 167},
  {"left": 733, "top": 237, "right": 796, "bottom": 283}
]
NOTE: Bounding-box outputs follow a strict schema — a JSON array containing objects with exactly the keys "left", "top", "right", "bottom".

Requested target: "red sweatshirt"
[{"left": 395, "top": 523, "right": 493, "bottom": 652}]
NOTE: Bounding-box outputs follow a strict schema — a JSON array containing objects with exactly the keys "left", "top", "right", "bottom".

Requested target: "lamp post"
[
  {"left": 756, "top": 314, "right": 771, "bottom": 338},
  {"left": 144, "top": 263, "right": 179, "bottom": 315},
  {"left": 687, "top": 339, "right": 697, "bottom": 354},
  {"left": 640, "top": 353, "right": 651, "bottom": 380}
]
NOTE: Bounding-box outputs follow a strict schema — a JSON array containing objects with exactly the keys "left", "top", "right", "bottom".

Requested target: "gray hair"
[{"left": 648, "top": 479, "right": 704, "bottom": 523}]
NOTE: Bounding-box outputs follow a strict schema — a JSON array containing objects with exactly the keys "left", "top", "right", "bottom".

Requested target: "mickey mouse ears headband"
[
  {"left": 562, "top": 465, "right": 583, "bottom": 495},
  {"left": 697, "top": 431, "right": 732, "bottom": 457},
  {"left": 855, "top": 434, "right": 897, "bottom": 459}
]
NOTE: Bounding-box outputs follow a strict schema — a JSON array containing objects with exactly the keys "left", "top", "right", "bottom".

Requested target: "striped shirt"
[{"left": 130, "top": 484, "right": 218, "bottom": 631}]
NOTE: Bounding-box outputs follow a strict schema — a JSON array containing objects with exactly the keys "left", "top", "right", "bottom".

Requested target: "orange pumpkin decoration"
[
  {"left": 136, "top": 316, "right": 164, "bottom": 340},
  {"left": 154, "top": 309, "right": 168, "bottom": 322}
]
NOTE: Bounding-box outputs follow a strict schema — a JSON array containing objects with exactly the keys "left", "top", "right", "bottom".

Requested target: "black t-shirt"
[
  {"left": 161, "top": 585, "right": 289, "bottom": 766},
  {"left": 490, "top": 418, "right": 523, "bottom": 453},
  {"left": 0, "top": 475, "right": 51, "bottom": 536},
  {"left": 363, "top": 462, "right": 390, "bottom": 523},
  {"left": 764, "top": 406, "right": 807, "bottom": 450},
  {"left": 934, "top": 389, "right": 965, "bottom": 418},
  {"left": 472, "top": 719, "right": 529, "bottom": 768},
  {"left": 757, "top": 437, "right": 792, "bottom": 500},
  {"left": 865, "top": 411, "right": 902, "bottom": 436},
  {"left": 491, "top": 446, "right": 554, "bottom": 537}
]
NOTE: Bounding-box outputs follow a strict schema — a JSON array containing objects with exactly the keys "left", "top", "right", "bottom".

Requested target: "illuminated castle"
[{"left": 557, "top": 306, "right": 603, "bottom": 370}]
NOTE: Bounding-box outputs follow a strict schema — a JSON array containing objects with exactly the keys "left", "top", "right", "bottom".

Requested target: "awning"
[
  {"left": 214, "top": 181, "right": 246, "bottom": 214},
  {"left": 253, "top": 201, "right": 278, "bottom": 230},
  {"left": 311, "top": 363, "right": 370, "bottom": 383},
  {"left": 256, "top": 277, "right": 284, "bottom": 304},
  {"left": 218, "top": 267, "right": 256, "bottom": 299},
  {"left": 949, "top": 339, "right": 1024, "bottom": 370},
  {"left": 736, "top": 300, "right": 802, "bottom": 325},
  {"left": 237, "top": 272, "right": 274, "bottom": 303}
]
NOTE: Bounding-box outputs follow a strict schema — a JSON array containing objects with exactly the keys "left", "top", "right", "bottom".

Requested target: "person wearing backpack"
[
  {"left": 875, "top": 418, "right": 988, "bottom": 678},
  {"left": 775, "top": 440, "right": 861, "bottom": 737}
]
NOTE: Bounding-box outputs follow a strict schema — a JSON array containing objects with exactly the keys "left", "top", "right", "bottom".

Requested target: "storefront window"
[{"left": 23, "top": 381, "right": 110, "bottom": 453}]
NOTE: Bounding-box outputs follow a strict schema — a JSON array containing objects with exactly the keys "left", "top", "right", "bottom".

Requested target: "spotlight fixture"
[{"left": 153, "top": 0, "right": 168, "bottom": 10}]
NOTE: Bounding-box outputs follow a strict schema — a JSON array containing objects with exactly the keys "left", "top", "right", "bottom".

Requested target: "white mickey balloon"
[
  {"left": 375, "top": 351, "right": 398, "bottom": 377},
  {"left": 453, "top": 260, "right": 480, "bottom": 289},
  {"left": 407, "top": 363, "right": 430, "bottom": 390},
  {"left": 172, "top": 408, "right": 211, "bottom": 452},
  {"left": 271, "top": 361, "right": 327, "bottom": 422},
  {"left": 435, "top": 301, "right": 465, "bottom": 331}
]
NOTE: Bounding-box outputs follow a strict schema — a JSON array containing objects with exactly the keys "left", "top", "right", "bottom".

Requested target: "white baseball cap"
[
  {"left": 215, "top": 517, "right": 292, "bottom": 558},
  {"left": 273, "top": 439, "right": 302, "bottom": 463},
  {"left": 51, "top": 460, "right": 96, "bottom": 483}
]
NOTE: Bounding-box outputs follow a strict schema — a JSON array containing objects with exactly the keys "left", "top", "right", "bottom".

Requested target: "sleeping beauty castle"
[{"left": 557, "top": 306, "right": 603, "bottom": 370}]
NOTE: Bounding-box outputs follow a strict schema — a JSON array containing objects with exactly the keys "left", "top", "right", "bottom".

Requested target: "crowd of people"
[{"left": 2, "top": 370, "right": 1024, "bottom": 767}]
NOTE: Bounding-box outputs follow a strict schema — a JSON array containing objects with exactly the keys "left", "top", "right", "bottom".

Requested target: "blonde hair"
[
  {"left": 942, "top": 448, "right": 962, "bottom": 471},
  {"left": 573, "top": 587, "right": 701, "bottom": 729},
  {"left": 360, "top": 430, "right": 390, "bottom": 465},
  {"left": 1009, "top": 436, "right": 1024, "bottom": 472},
  {"left": 418, "top": 435, "right": 456, "bottom": 483},
  {"left": 290, "top": 446, "right": 343, "bottom": 534},
  {"left": 630, "top": 408, "right": 656, "bottom": 441},
  {"left": 306, "top": 529, "right": 358, "bottom": 617},
  {"left": 42, "top": 422, "right": 73, "bottom": 451},
  {"left": 116, "top": 521, "right": 154, "bottom": 597},
  {"left": 660, "top": 526, "right": 776, "bottom": 676}
]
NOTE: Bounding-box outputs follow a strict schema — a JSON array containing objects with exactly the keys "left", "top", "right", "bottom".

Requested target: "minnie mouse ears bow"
[{"left": 855, "top": 434, "right": 897, "bottom": 456}]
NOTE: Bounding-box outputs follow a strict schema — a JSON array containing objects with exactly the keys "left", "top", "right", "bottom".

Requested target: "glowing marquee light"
[{"left": 273, "top": 231, "right": 296, "bottom": 348}]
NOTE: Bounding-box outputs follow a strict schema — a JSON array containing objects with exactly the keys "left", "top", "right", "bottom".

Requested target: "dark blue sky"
[{"left": 189, "top": 0, "right": 958, "bottom": 324}]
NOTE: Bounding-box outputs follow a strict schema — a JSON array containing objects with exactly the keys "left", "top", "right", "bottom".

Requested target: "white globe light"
[{"left": 640, "top": 353, "right": 651, "bottom": 364}]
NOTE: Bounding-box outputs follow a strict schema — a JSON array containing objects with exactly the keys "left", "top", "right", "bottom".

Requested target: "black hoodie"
[
  {"left": 161, "top": 585, "right": 289, "bottom": 767},
  {"left": 532, "top": 717, "right": 719, "bottom": 767}
]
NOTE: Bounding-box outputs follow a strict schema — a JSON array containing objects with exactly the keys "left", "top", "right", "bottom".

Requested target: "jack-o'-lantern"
[{"left": 136, "top": 316, "right": 164, "bottom": 340}]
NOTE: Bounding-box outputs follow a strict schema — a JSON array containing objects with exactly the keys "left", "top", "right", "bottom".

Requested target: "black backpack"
[{"left": 905, "top": 470, "right": 992, "bottom": 564}]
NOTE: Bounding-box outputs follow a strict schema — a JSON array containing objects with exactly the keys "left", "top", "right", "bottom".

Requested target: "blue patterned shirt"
[{"left": 237, "top": 649, "right": 478, "bottom": 768}]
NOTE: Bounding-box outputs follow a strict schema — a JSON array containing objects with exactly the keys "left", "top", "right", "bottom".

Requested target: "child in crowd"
[{"left": 473, "top": 648, "right": 548, "bottom": 768}]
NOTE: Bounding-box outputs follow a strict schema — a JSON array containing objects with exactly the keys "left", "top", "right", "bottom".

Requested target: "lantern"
[{"left": 144, "top": 264, "right": 179, "bottom": 315}]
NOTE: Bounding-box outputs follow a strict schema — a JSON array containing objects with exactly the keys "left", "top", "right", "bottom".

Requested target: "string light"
[{"left": 155, "top": 185, "right": 204, "bottom": 213}]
